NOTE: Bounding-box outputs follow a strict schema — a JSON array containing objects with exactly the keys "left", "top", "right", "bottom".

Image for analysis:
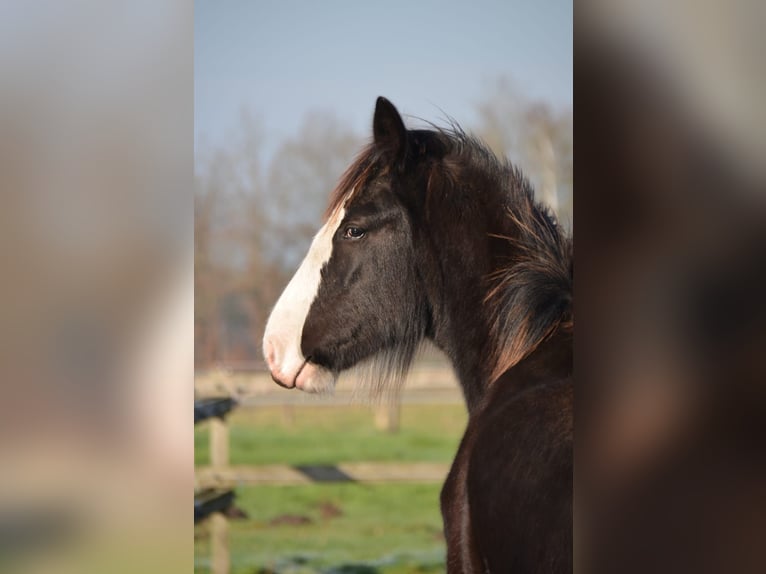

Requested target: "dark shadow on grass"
[
  {"left": 255, "top": 561, "right": 379, "bottom": 574},
  {"left": 324, "top": 565, "right": 379, "bottom": 574},
  {"left": 249, "top": 546, "right": 446, "bottom": 573}
]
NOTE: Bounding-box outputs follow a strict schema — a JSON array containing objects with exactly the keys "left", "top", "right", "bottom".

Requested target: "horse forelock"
[{"left": 325, "top": 144, "right": 380, "bottom": 219}]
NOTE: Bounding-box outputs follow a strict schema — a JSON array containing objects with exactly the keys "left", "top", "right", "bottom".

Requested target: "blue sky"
[{"left": 195, "top": 0, "right": 572, "bottom": 156}]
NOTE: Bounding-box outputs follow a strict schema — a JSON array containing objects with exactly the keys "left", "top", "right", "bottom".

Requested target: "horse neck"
[
  {"left": 493, "top": 323, "right": 573, "bottom": 397},
  {"left": 422, "top": 196, "right": 518, "bottom": 413},
  {"left": 433, "top": 290, "right": 493, "bottom": 413},
  {"left": 421, "top": 186, "right": 571, "bottom": 414},
  {"left": 436, "top": 286, "right": 572, "bottom": 415}
]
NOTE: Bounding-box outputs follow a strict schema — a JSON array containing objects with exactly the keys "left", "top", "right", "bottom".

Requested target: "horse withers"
[{"left": 263, "top": 97, "right": 573, "bottom": 573}]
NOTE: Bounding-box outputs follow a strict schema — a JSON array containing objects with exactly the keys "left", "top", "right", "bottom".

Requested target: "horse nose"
[
  {"left": 270, "top": 371, "right": 295, "bottom": 389},
  {"left": 263, "top": 337, "right": 295, "bottom": 389},
  {"left": 264, "top": 338, "right": 276, "bottom": 370}
]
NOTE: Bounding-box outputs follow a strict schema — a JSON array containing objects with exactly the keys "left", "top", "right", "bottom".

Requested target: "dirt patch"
[
  {"left": 268, "top": 514, "right": 313, "bottom": 526},
  {"left": 318, "top": 501, "right": 344, "bottom": 519}
]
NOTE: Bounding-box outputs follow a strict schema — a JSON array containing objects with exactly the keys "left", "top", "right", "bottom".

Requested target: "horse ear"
[{"left": 373, "top": 96, "right": 407, "bottom": 160}]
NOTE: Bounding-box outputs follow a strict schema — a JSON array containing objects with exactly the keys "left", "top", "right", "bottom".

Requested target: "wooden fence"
[{"left": 193, "top": 362, "right": 461, "bottom": 573}]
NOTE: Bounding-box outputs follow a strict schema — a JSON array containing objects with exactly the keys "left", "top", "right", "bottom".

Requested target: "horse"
[{"left": 263, "top": 97, "right": 573, "bottom": 573}]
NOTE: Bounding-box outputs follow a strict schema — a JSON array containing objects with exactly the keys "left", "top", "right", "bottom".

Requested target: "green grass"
[
  {"left": 194, "top": 483, "right": 446, "bottom": 574},
  {"left": 195, "top": 402, "right": 467, "bottom": 573},
  {"left": 195, "top": 403, "right": 467, "bottom": 466}
]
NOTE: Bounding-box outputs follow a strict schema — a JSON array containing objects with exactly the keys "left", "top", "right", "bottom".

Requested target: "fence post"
[
  {"left": 211, "top": 414, "right": 229, "bottom": 574},
  {"left": 210, "top": 416, "right": 229, "bottom": 468},
  {"left": 374, "top": 400, "right": 401, "bottom": 433},
  {"left": 211, "top": 511, "right": 230, "bottom": 574},
  {"left": 281, "top": 403, "right": 295, "bottom": 426}
]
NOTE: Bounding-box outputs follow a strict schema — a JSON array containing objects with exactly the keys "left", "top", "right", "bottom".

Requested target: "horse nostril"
[{"left": 264, "top": 339, "right": 276, "bottom": 369}]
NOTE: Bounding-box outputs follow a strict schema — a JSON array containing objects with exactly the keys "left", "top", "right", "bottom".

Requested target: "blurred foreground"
[
  {"left": 578, "top": 1, "right": 766, "bottom": 572},
  {"left": 0, "top": 2, "right": 192, "bottom": 572}
]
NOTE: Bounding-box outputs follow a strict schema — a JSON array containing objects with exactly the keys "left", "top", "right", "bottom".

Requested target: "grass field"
[
  {"left": 195, "top": 483, "right": 446, "bottom": 574},
  {"left": 194, "top": 403, "right": 467, "bottom": 467},
  {"left": 194, "top": 403, "right": 467, "bottom": 573}
]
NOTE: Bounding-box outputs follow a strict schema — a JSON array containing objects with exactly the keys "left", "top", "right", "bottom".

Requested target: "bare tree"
[
  {"left": 266, "top": 110, "right": 362, "bottom": 272},
  {"left": 475, "top": 78, "right": 573, "bottom": 226},
  {"left": 195, "top": 110, "right": 272, "bottom": 366},
  {"left": 194, "top": 109, "right": 362, "bottom": 368}
]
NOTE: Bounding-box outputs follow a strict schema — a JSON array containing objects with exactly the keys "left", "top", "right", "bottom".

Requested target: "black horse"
[{"left": 263, "top": 97, "right": 573, "bottom": 573}]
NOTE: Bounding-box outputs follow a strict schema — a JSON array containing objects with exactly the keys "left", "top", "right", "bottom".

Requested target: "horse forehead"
[{"left": 344, "top": 181, "right": 397, "bottom": 213}]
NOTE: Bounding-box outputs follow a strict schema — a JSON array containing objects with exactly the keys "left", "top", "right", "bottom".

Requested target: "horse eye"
[{"left": 343, "top": 226, "right": 366, "bottom": 240}]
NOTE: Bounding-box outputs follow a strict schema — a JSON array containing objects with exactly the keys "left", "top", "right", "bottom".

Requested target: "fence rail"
[
  {"left": 194, "top": 363, "right": 461, "bottom": 404},
  {"left": 196, "top": 462, "right": 451, "bottom": 489}
]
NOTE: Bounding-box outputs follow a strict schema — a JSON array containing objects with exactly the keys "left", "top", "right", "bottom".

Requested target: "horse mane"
[
  {"left": 485, "top": 200, "right": 572, "bottom": 383},
  {"left": 428, "top": 128, "right": 573, "bottom": 385}
]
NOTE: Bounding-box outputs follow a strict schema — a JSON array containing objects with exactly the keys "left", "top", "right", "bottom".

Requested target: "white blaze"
[{"left": 262, "top": 207, "right": 345, "bottom": 392}]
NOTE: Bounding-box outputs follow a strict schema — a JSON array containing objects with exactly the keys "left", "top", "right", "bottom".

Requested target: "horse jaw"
[{"left": 262, "top": 206, "right": 345, "bottom": 390}]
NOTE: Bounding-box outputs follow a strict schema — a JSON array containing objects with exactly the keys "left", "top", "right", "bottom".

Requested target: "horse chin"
[{"left": 294, "top": 361, "right": 337, "bottom": 394}]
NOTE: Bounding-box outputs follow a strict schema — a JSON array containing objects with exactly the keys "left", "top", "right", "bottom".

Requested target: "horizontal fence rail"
[
  {"left": 195, "top": 462, "right": 451, "bottom": 489},
  {"left": 194, "top": 362, "right": 462, "bottom": 405}
]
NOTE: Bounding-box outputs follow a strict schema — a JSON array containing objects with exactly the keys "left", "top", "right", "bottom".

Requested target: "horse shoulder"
[
  {"left": 467, "top": 377, "right": 573, "bottom": 573},
  {"left": 442, "top": 415, "right": 485, "bottom": 574}
]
